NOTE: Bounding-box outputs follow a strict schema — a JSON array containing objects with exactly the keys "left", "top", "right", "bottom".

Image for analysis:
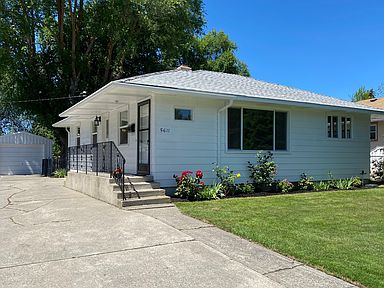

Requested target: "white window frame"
[
  {"left": 76, "top": 127, "right": 81, "bottom": 146},
  {"left": 370, "top": 123, "right": 378, "bottom": 141},
  {"left": 91, "top": 121, "right": 98, "bottom": 144},
  {"left": 327, "top": 114, "right": 353, "bottom": 140},
  {"left": 174, "top": 107, "right": 193, "bottom": 121},
  {"left": 227, "top": 107, "right": 289, "bottom": 152},
  {"left": 119, "top": 109, "right": 129, "bottom": 145}
]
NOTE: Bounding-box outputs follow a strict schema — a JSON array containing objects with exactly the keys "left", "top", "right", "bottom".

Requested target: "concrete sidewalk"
[{"left": 0, "top": 176, "right": 356, "bottom": 287}]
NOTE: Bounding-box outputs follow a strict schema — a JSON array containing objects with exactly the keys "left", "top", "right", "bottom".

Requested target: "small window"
[
  {"left": 371, "top": 123, "right": 378, "bottom": 141},
  {"left": 106, "top": 119, "right": 109, "bottom": 139},
  {"left": 175, "top": 108, "right": 192, "bottom": 120},
  {"left": 76, "top": 127, "right": 80, "bottom": 146},
  {"left": 92, "top": 122, "right": 97, "bottom": 144},
  {"left": 120, "top": 110, "right": 129, "bottom": 145}
]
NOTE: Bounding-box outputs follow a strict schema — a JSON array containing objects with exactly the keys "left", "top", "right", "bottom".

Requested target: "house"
[
  {"left": 0, "top": 132, "right": 52, "bottom": 175},
  {"left": 53, "top": 66, "right": 384, "bottom": 189},
  {"left": 357, "top": 98, "right": 384, "bottom": 151}
]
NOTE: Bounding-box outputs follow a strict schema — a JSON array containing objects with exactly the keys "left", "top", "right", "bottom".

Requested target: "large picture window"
[
  {"left": 119, "top": 110, "right": 129, "bottom": 145},
  {"left": 228, "top": 108, "right": 288, "bottom": 151}
]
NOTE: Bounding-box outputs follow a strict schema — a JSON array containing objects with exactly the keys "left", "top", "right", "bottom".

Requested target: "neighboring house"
[
  {"left": 53, "top": 66, "right": 384, "bottom": 187},
  {"left": 357, "top": 98, "right": 384, "bottom": 151},
  {"left": 0, "top": 132, "right": 52, "bottom": 175}
]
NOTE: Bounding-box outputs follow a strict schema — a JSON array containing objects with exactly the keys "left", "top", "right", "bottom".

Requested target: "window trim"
[
  {"left": 370, "top": 123, "right": 378, "bottom": 141},
  {"left": 327, "top": 114, "right": 353, "bottom": 140},
  {"left": 174, "top": 107, "right": 193, "bottom": 121},
  {"left": 105, "top": 118, "right": 109, "bottom": 140},
  {"left": 119, "top": 109, "right": 129, "bottom": 145},
  {"left": 76, "top": 127, "right": 81, "bottom": 146},
  {"left": 91, "top": 121, "right": 98, "bottom": 144},
  {"left": 226, "top": 107, "right": 289, "bottom": 152}
]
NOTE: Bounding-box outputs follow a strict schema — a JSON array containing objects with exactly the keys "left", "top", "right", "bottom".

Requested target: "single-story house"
[
  {"left": 357, "top": 98, "right": 384, "bottom": 151},
  {"left": 0, "top": 132, "right": 52, "bottom": 175},
  {"left": 53, "top": 66, "right": 384, "bottom": 187}
]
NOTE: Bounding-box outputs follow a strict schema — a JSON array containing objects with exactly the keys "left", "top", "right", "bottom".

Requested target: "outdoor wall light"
[{"left": 94, "top": 116, "right": 101, "bottom": 126}]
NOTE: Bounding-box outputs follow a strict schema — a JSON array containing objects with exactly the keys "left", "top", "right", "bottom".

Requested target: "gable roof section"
[
  {"left": 357, "top": 98, "right": 384, "bottom": 110},
  {"left": 118, "top": 69, "right": 382, "bottom": 113}
]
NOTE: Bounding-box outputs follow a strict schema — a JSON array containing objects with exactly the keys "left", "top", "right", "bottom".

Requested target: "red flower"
[
  {"left": 199, "top": 181, "right": 205, "bottom": 186},
  {"left": 196, "top": 170, "right": 203, "bottom": 178}
]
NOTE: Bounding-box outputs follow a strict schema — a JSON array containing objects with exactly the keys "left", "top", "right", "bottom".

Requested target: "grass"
[{"left": 176, "top": 189, "right": 384, "bottom": 288}]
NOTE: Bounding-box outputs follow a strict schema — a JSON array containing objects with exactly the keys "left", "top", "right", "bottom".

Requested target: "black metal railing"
[{"left": 68, "top": 141, "right": 129, "bottom": 199}]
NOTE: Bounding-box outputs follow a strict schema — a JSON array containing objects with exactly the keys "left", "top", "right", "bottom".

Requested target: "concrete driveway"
[{"left": 0, "top": 176, "right": 355, "bottom": 288}]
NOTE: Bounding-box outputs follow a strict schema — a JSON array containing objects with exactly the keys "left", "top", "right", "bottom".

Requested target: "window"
[
  {"left": 76, "top": 127, "right": 80, "bottom": 146},
  {"left": 175, "top": 108, "right": 192, "bottom": 120},
  {"left": 328, "top": 116, "right": 351, "bottom": 139},
  {"left": 119, "top": 110, "right": 129, "bottom": 145},
  {"left": 92, "top": 122, "right": 97, "bottom": 144},
  {"left": 227, "top": 108, "right": 288, "bottom": 151},
  {"left": 371, "top": 123, "right": 378, "bottom": 141},
  {"left": 106, "top": 119, "right": 109, "bottom": 139}
]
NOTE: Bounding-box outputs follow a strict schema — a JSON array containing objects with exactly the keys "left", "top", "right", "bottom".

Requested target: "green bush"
[
  {"left": 247, "top": 152, "right": 277, "bottom": 191},
  {"left": 313, "top": 181, "right": 331, "bottom": 191},
  {"left": 198, "top": 183, "right": 222, "bottom": 200},
  {"left": 213, "top": 165, "right": 240, "bottom": 196},
  {"left": 236, "top": 183, "right": 254, "bottom": 194},
  {"left": 277, "top": 179, "right": 294, "bottom": 193},
  {"left": 53, "top": 168, "right": 67, "bottom": 178},
  {"left": 298, "top": 173, "right": 314, "bottom": 191},
  {"left": 351, "top": 176, "right": 362, "bottom": 187}
]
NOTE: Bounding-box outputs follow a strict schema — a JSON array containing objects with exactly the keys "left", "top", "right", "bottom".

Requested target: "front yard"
[{"left": 176, "top": 189, "right": 384, "bottom": 288}]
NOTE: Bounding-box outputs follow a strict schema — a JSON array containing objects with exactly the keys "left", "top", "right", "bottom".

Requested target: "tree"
[
  {"left": 0, "top": 0, "right": 249, "bottom": 151},
  {"left": 352, "top": 86, "right": 375, "bottom": 102}
]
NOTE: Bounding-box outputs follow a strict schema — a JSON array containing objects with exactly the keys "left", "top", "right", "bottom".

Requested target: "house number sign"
[{"left": 160, "top": 128, "right": 171, "bottom": 133}]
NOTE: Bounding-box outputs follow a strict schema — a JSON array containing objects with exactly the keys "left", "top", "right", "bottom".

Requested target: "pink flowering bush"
[{"left": 173, "top": 170, "right": 205, "bottom": 201}]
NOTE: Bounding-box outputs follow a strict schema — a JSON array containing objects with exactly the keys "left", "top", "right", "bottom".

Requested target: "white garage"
[{"left": 0, "top": 132, "right": 53, "bottom": 175}]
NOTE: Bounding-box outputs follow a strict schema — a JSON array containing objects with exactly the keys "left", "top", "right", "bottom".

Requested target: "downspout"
[{"left": 217, "top": 99, "right": 234, "bottom": 167}]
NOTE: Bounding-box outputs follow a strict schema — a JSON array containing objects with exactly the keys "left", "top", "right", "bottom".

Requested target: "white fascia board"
[
  {"left": 115, "top": 81, "right": 384, "bottom": 114},
  {"left": 59, "top": 82, "right": 115, "bottom": 117}
]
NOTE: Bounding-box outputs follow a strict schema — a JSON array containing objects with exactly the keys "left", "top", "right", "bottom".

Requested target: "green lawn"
[{"left": 176, "top": 189, "right": 384, "bottom": 288}]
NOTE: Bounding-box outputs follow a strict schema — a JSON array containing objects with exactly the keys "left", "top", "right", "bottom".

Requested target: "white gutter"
[{"left": 217, "top": 99, "right": 234, "bottom": 167}]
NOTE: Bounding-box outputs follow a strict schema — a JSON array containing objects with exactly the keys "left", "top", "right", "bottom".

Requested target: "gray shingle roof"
[{"left": 118, "top": 69, "right": 381, "bottom": 112}]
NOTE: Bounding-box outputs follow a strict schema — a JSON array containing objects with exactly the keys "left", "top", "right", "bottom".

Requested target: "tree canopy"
[
  {"left": 0, "top": 0, "right": 249, "bottom": 142},
  {"left": 352, "top": 86, "right": 375, "bottom": 102}
]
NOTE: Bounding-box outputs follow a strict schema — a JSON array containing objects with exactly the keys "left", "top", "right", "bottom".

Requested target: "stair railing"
[{"left": 67, "top": 141, "right": 140, "bottom": 200}]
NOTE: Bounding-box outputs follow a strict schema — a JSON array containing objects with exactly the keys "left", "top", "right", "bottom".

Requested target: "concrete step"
[
  {"left": 112, "top": 182, "right": 160, "bottom": 191},
  {"left": 120, "top": 195, "right": 171, "bottom": 207},
  {"left": 109, "top": 175, "right": 154, "bottom": 184},
  {"left": 123, "top": 203, "right": 175, "bottom": 211},
  {"left": 115, "top": 188, "right": 166, "bottom": 199}
]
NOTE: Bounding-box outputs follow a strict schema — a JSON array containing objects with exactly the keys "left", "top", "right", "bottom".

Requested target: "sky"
[{"left": 203, "top": 0, "right": 384, "bottom": 100}]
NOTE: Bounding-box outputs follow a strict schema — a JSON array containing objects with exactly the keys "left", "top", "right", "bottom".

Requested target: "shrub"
[
  {"left": 173, "top": 170, "right": 205, "bottom": 201},
  {"left": 277, "top": 179, "right": 294, "bottom": 193},
  {"left": 198, "top": 183, "right": 222, "bottom": 200},
  {"left": 351, "top": 176, "right": 362, "bottom": 187},
  {"left": 236, "top": 183, "right": 254, "bottom": 195},
  {"left": 213, "top": 165, "right": 241, "bottom": 196},
  {"left": 313, "top": 181, "right": 331, "bottom": 191},
  {"left": 247, "top": 152, "right": 277, "bottom": 191},
  {"left": 53, "top": 168, "right": 67, "bottom": 178},
  {"left": 298, "top": 173, "right": 314, "bottom": 191}
]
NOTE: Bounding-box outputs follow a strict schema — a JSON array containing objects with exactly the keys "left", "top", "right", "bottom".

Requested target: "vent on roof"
[
  {"left": 370, "top": 98, "right": 378, "bottom": 102},
  {"left": 177, "top": 64, "right": 192, "bottom": 71}
]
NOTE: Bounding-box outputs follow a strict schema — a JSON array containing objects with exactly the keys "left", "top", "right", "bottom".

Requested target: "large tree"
[
  {"left": 0, "top": 0, "right": 249, "bottom": 150},
  {"left": 352, "top": 86, "right": 375, "bottom": 102}
]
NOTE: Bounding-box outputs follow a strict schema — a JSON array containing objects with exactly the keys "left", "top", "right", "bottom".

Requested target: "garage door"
[{"left": 0, "top": 144, "right": 44, "bottom": 175}]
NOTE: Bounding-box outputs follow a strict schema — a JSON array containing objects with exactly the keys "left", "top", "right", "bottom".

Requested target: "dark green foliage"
[
  {"left": 0, "top": 0, "right": 249, "bottom": 148},
  {"left": 247, "top": 152, "right": 277, "bottom": 190},
  {"left": 298, "top": 173, "right": 314, "bottom": 191}
]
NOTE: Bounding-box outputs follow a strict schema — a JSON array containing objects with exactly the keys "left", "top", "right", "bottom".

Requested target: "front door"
[{"left": 137, "top": 100, "right": 150, "bottom": 175}]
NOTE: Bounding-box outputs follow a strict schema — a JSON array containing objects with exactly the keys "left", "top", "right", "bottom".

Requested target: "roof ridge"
[{"left": 120, "top": 69, "right": 179, "bottom": 82}]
